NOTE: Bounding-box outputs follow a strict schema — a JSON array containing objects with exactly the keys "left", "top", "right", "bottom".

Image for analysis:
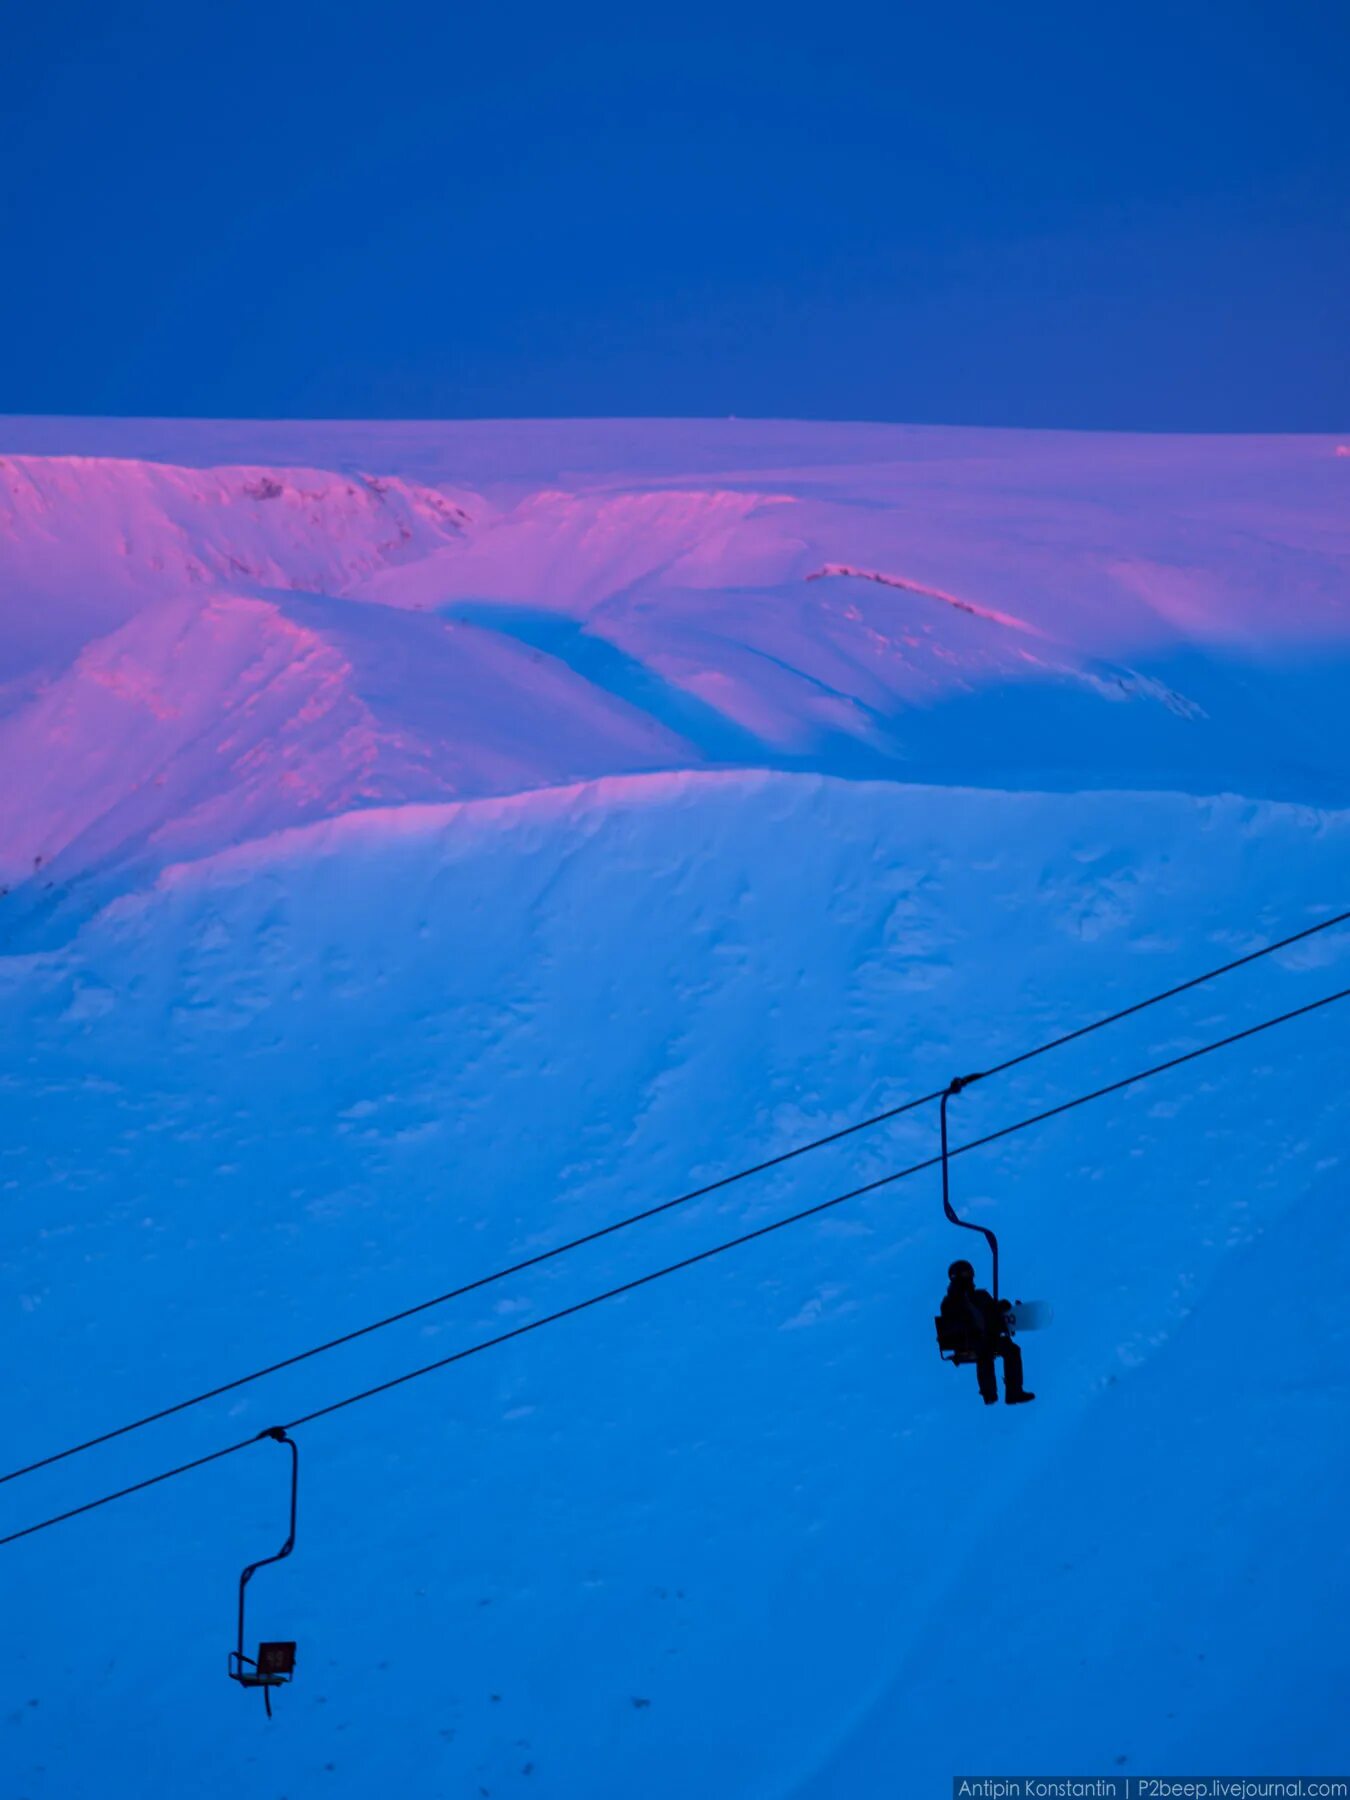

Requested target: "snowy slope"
[
  {"left": 2, "top": 422, "right": 1348, "bottom": 938},
  {"left": 1, "top": 418, "right": 1348, "bottom": 1799}
]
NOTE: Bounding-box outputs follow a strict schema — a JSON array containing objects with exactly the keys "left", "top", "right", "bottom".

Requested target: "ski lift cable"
[
  {"left": 2, "top": 902, "right": 1344, "bottom": 1494},
  {"left": 2, "top": 979, "right": 1345, "bottom": 1553}
]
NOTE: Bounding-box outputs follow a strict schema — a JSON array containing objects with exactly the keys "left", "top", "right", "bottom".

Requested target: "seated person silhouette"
[{"left": 940, "top": 1259, "right": 1035, "bottom": 1406}]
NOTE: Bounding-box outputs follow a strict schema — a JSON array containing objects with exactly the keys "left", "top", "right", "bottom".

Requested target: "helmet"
[{"left": 947, "top": 1259, "right": 975, "bottom": 1283}]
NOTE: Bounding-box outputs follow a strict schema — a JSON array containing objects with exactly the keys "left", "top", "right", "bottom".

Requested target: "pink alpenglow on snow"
[{"left": 2, "top": 418, "right": 1347, "bottom": 926}]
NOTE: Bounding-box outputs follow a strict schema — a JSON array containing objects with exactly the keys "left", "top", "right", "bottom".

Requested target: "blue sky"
[{"left": 1, "top": 0, "right": 1345, "bottom": 428}]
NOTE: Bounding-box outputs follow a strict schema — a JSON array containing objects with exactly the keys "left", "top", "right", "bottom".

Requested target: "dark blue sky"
[{"left": 1, "top": 0, "right": 1345, "bottom": 429}]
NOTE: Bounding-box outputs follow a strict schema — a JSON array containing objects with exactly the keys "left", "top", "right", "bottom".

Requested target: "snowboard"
[{"left": 1009, "top": 1299, "right": 1052, "bottom": 1332}]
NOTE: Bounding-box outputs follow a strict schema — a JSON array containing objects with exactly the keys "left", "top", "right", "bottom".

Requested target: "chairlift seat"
[
  {"left": 934, "top": 1315, "right": 980, "bottom": 1366},
  {"left": 231, "top": 1641, "right": 297, "bottom": 1688}
]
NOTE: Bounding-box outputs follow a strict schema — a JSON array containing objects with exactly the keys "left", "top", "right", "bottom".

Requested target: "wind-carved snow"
[
  {"left": 2, "top": 417, "right": 1349, "bottom": 1797},
  {"left": 359, "top": 484, "right": 803, "bottom": 613},
  {"left": 0, "top": 454, "right": 475, "bottom": 709},
  {"left": 0, "top": 454, "right": 471, "bottom": 598},
  {"left": 806, "top": 561, "right": 1047, "bottom": 636},
  {"left": 1079, "top": 665, "right": 1208, "bottom": 718}
]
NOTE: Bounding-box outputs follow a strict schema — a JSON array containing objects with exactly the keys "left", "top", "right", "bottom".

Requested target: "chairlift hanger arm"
[
  {"left": 231, "top": 1428, "right": 298, "bottom": 1693},
  {"left": 940, "top": 1075, "right": 999, "bottom": 1300}
]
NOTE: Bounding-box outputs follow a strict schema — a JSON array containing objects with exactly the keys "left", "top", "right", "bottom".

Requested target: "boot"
[{"left": 1005, "top": 1390, "right": 1036, "bottom": 1405}]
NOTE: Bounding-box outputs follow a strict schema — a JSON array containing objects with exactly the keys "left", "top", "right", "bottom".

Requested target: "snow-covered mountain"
[{"left": 2, "top": 416, "right": 1348, "bottom": 1798}]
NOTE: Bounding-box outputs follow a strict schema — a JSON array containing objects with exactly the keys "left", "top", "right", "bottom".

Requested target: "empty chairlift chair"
[{"left": 227, "top": 1427, "right": 299, "bottom": 1717}]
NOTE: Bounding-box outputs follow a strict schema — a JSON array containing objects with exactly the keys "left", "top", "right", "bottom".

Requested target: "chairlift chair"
[
  {"left": 934, "top": 1311, "right": 983, "bottom": 1366},
  {"left": 227, "top": 1427, "right": 299, "bottom": 1717},
  {"left": 934, "top": 1075, "right": 1051, "bottom": 1373}
]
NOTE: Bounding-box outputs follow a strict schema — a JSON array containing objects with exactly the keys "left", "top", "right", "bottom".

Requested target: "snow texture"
[{"left": 1, "top": 416, "right": 1348, "bottom": 1797}]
